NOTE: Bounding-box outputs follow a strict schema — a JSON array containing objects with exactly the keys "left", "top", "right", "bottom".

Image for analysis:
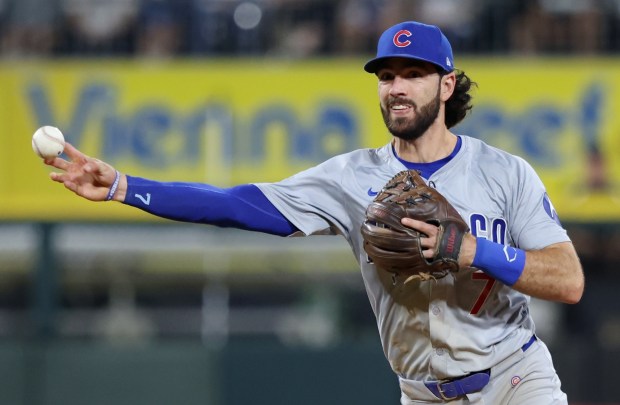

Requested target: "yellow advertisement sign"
[{"left": 1, "top": 59, "right": 618, "bottom": 221}]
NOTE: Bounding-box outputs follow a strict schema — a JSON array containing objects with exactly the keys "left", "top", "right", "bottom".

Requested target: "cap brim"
[{"left": 363, "top": 55, "right": 451, "bottom": 74}]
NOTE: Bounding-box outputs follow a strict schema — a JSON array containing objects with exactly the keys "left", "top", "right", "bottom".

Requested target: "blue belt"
[{"left": 425, "top": 335, "right": 537, "bottom": 400}]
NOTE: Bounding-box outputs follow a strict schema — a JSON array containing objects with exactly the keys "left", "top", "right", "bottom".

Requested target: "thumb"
[{"left": 84, "top": 159, "right": 115, "bottom": 185}]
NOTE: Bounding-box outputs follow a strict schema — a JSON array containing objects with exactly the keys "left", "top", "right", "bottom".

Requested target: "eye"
[
  {"left": 405, "top": 70, "right": 423, "bottom": 79},
  {"left": 377, "top": 71, "right": 394, "bottom": 81}
]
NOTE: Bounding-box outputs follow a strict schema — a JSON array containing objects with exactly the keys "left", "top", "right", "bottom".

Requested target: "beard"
[{"left": 381, "top": 86, "right": 441, "bottom": 141}]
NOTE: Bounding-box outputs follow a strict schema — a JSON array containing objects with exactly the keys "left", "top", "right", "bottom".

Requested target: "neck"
[{"left": 392, "top": 127, "right": 457, "bottom": 163}]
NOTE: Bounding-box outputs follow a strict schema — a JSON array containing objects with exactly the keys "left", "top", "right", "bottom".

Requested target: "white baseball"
[{"left": 32, "top": 126, "right": 65, "bottom": 159}]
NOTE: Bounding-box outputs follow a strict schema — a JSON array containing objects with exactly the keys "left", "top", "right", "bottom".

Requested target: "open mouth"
[
  {"left": 389, "top": 103, "right": 414, "bottom": 116},
  {"left": 391, "top": 104, "right": 411, "bottom": 111}
]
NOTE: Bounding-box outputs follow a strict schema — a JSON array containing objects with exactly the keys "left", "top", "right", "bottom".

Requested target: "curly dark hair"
[{"left": 445, "top": 70, "right": 476, "bottom": 129}]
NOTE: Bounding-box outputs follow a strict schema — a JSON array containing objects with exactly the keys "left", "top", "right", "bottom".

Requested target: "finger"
[
  {"left": 49, "top": 171, "right": 68, "bottom": 183},
  {"left": 422, "top": 248, "right": 436, "bottom": 260},
  {"left": 419, "top": 236, "right": 436, "bottom": 249},
  {"left": 83, "top": 161, "right": 97, "bottom": 174},
  {"left": 84, "top": 159, "right": 107, "bottom": 176},
  {"left": 44, "top": 156, "right": 71, "bottom": 171},
  {"left": 63, "top": 180, "right": 78, "bottom": 194},
  {"left": 401, "top": 218, "right": 438, "bottom": 236},
  {"left": 62, "top": 142, "right": 87, "bottom": 161}
]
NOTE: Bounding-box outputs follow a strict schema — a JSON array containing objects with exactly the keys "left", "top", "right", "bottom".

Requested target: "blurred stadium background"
[{"left": 1, "top": 0, "right": 620, "bottom": 404}]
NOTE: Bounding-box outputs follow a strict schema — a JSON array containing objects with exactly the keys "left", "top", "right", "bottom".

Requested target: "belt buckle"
[{"left": 437, "top": 383, "right": 458, "bottom": 401}]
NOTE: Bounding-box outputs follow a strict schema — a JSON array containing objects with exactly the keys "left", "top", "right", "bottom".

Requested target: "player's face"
[{"left": 377, "top": 60, "right": 442, "bottom": 141}]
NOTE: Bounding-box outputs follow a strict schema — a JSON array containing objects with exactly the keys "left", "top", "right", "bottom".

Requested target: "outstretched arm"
[
  {"left": 45, "top": 143, "right": 298, "bottom": 236},
  {"left": 401, "top": 218, "right": 584, "bottom": 304}
]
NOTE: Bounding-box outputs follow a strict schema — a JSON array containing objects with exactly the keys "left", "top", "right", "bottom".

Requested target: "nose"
[{"left": 389, "top": 75, "right": 408, "bottom": 97}]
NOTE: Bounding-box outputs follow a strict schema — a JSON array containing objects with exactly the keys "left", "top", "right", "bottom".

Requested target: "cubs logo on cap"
[
  {"left": 393, "top": 29, "right": 412, "bottom": 47},
  {"left": 364, "top": 21, "right": 455, "bottom": 74}
]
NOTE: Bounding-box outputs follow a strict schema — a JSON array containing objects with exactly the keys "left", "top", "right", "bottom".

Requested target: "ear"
[{"left": 440, "top": 72, "right": 456, "bottom": 102}]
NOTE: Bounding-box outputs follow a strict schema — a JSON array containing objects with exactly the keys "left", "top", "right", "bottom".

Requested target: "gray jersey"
[{"left": 255, "top": 135, "right": 569, "bottom": 382}]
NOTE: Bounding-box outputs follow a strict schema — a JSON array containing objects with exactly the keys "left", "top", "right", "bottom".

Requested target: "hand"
[
  {"left": 44, "top": 143, "right": 126, "bottom": 202},
  {"left": 400, "top": 218, "right": 439, "bottom": 258},
  {"left": 401, "top": 217, "right": 476, "bottom": 267}
]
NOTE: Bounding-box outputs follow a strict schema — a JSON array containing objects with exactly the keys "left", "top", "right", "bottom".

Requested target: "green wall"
[{"left": 0, "top": 339, "right": 399, "bottom": 405}]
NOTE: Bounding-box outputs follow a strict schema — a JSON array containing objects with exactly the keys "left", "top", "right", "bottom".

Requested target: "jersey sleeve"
[
  {"left": 123, "top": 177, "right": 298, "bottom": 236},
  {"left": 508, "top": 157, "right": 570, "bottom": 250},
  {"left": 254, "top": 157, "right": 350, "bottom": 237}
]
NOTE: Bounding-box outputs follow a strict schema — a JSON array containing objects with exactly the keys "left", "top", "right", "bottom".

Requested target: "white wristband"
[{"left": 106, "top": 170, "right": 120, "bottom": 201}]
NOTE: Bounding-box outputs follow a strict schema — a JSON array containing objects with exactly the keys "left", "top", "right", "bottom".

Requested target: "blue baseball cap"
[{"left": 364, "top": 21, "right": 455, "bottom": 74}]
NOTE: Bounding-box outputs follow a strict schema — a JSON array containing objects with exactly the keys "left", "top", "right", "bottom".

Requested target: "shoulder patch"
[{"left": 542, "top": 193, "right": 561, "bottom": 225}]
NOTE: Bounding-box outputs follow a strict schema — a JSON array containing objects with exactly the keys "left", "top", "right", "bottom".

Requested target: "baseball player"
[{"left": 44, "top": 21, "right": 584, "bottom": 404}]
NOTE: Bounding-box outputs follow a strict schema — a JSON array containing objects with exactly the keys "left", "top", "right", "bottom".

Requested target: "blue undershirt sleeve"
[{"left": 122, "top": 176, "right": 299, "bottom": 236}]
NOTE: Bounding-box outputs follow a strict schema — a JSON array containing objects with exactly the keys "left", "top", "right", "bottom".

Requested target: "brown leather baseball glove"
[{"left": 361, "top": 170, "right": 469, "bottom": 282}]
